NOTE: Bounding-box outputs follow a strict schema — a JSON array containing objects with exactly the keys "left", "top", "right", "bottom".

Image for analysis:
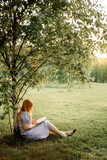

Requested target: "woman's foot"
[{"left": 65, "top": 128, "right": 77, "bottom": 136}]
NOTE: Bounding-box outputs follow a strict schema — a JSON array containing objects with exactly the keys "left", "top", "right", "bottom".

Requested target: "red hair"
[
  {"left": 17, "top": 99, "right": 34, "bottom": 122},
  {"left": 21, "top": 99, "right": 33, "bottom": 112}
]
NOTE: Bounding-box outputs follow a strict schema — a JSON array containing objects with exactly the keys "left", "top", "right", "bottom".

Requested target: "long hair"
[{"left": 17, "top": 99, "right": 34, "bottom": 122}]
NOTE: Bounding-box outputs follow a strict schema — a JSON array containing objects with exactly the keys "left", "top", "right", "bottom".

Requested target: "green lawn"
[{"left": 0, "top": 84, "right": 107, "bottom": 160}]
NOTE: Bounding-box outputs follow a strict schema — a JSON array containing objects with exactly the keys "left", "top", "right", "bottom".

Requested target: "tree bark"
[
  {"left": 13, "top": 104, "right": 18, "bottom": 134},
  {"left": 12, "top": 74, "right": 18, "bottom": 134},
  {"left": 11, "top": 7, "right": 18, "bottom": 134},
  {"left": 8, "top": 106, "right": 13, "bottom": 134}
]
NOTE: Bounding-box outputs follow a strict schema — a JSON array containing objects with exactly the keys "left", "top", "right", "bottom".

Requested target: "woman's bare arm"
[{"left": 23, "top": 122, "right": 38, "bottom": 131}]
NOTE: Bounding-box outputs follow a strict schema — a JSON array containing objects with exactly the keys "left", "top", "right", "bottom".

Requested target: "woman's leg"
[
  {"left": 50, "top": 123, "right": 67, "bottom": 137},
  {"left": 50, "top": 123, "right": 77, "bottom": 137}
]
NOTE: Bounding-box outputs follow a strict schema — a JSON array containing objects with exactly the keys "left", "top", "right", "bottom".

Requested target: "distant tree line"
[
  {"left": 90, "top": 63, "right": 107, "bottom": 83},
  {"left": 48, "top": 62, "right": 107, "bottom": 84}
]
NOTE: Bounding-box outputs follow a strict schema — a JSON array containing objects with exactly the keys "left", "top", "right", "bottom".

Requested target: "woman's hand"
[{"left": 34, "top": 122, "right": 39, "bottom": 127}]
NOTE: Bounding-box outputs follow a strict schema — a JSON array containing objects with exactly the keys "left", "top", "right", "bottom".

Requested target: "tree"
[
  {"left": 0, "top": 0, "right": 106, "bottom": 133},
  {"left": 90, "top": 62, "right": 107, "bottom": 83}
]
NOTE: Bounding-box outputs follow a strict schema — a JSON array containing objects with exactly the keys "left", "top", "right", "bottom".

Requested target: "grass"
[{"left": 0, "top": 83, "right": 107, "bottom": 160}]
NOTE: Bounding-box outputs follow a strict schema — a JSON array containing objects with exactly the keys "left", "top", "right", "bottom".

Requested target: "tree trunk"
[
  {"left": 12, "top": 81, "right": 18, "bottom": 134},
  {"left": 12, "top": 9, "right": 18, "bottom": 134},
  {"left": 8, "top": 106, "right": 13, "bottom": 134},
  {"left": 13, "top": 104, "right": 18, "bottom": 134}
]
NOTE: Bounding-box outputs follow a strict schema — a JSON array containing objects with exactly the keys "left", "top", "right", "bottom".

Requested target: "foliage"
[
  {"left": 46, "top": 70, "right": 73, "bottom": 84},
  {"left": 0, "top": 0, "right": 106, "bottom": 131},
  {"left": 90, "top": 61, "right": 107, "bottom": 83}
]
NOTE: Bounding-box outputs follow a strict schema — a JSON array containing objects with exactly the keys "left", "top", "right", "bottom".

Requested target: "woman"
[{"left": 17, "top": 99, "right": 77, "bottom": 140}]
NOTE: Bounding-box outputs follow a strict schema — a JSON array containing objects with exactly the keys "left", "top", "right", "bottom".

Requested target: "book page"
[{"left": 37, "top": 117, "right": 47, "bottom": 124}]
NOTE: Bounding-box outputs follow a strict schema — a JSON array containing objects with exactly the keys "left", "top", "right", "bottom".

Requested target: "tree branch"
[
  {"left": 15, "top": 35, "right": 27, "bottom": 63},
  {"left": 0, "top": 30, "right": 11, "bottom": 48},
  {"left": 0, "top": 1, "right": 30, "bottom": 49},
  {"left": 17, "top": 80, "right": 37, "bottom": 104},
  {"left": 17, "top": 52, "right": 53, "bottom": 85},
  {"left": 0, "top": 51, "right": 10, "bottom": 69},
  {"left": 16, "top": 58, "right": 40, "bottom": 85},
  {"left": 16, "top": 1, "right": 29, "bottom": 23},
  {"left": 16, "top": 0, "right": 36, "bottom": 24},
  {"left": 16, "top": 49, "right": 34, "bottom": 71},
  {"left": 4, "top": 49, "right": 10, "bottom": 69},
  {"left": 16, "top": 53, "right": 53, "bottom": 103},
  {"left": 0, "top": 59, "right": 5, "bottom": 64}
]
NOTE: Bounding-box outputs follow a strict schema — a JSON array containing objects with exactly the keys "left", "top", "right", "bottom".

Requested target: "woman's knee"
[{"left": 44, "top": 120, "right": 51, "bottom": 130}]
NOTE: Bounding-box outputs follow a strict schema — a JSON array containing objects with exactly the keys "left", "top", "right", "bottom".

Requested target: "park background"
[
  {"left": 0, "top": 0, "right": 107, "bottom": 159},
  {"left": 0, "top": 56, "right": 107, "bottom": 160}
]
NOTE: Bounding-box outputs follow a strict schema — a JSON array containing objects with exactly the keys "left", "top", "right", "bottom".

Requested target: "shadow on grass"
[
  {"left": 1, "top": 134, "right": 27, "bottom": 146},
  {"left": 1, "top": 133, "right": 62, "bottom": 147},
  {"left": 0, "top": 134, "right": 84, "bottom": 160}
]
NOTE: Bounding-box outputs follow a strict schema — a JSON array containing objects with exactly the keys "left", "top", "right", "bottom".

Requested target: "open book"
[{"left": 37, "top": 117, "right": 47, "bottom": 124}]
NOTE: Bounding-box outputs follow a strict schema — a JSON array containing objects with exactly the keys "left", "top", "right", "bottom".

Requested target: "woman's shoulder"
[
  {"left": 21, "top": 111, "right": 29, "bottom": 117},
  {"left": 21, "top": 111, "right": 30, "bottom": 122}
]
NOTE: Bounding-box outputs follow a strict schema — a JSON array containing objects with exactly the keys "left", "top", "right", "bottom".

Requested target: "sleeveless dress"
[{"left": 18, "top": 111, "right": 51, "bottom": 140}]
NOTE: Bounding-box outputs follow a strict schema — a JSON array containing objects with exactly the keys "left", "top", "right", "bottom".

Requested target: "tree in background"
[
  {"left": 0, "top": 0, "right": 106, "bottom": 133},
  {"left": 90, "top": 62, "right": 107, "bottom": 83}
]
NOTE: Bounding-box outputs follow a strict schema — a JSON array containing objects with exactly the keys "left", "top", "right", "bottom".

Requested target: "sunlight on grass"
[{"left": 0, "top": 84, "right": 107, "bottom": 160}]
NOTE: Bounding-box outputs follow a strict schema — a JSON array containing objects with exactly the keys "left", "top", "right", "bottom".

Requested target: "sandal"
[{"left": 67, "top": 128, "right": 77, "bottom": 136}]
